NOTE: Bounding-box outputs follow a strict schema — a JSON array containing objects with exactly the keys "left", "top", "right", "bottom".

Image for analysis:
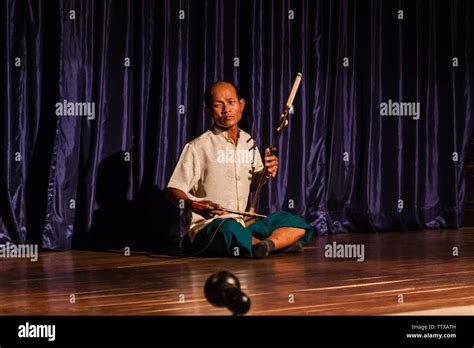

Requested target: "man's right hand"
[{"left": 187, "top": 200, "right": 225, "bottom": 219}]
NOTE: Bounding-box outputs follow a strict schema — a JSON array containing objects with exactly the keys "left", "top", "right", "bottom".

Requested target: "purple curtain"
[{"left": 1, "top": 0, "right": 473, "bottom": 250}]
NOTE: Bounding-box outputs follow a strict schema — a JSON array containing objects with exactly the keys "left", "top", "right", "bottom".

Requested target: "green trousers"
[{"left": 181, "top": 211, "right": 314, "bottom": 258}]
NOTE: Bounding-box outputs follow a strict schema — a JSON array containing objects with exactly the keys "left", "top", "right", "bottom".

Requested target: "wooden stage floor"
[{"left": 2, "top": 228, "right": 474, "bottom": 316}]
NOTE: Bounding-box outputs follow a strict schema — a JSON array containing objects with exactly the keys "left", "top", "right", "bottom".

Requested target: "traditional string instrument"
[{"left": 245, "top": 73, "right": 303, "bottom": 225}]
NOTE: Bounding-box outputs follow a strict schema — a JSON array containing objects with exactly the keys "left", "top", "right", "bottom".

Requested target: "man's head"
[{"left": 204, "top": 81, "right": 245, "bottom": 130}]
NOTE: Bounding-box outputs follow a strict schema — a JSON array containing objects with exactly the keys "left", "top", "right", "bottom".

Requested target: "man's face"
[{"left": 206, "top": 82, "right": 245, "bottom": 129}]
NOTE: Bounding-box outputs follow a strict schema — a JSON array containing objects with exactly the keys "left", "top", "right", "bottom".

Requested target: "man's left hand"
[{"left": 265, "top": 148, "right": 278, "bottom": 178}]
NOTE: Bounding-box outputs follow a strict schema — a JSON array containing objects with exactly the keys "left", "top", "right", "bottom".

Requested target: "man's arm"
[
  {"left": 165, "top": 187, "right": 224, "bottom": 219},
  {"left": 165, "top": 187, "right": 192, "bottom": 208}
]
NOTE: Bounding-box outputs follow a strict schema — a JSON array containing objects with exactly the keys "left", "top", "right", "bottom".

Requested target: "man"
[{"left": 165, "top": 81, "right": 313, "bottom": 258}]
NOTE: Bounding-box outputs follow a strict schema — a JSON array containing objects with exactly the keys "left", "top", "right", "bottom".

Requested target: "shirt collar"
[{"left": 211, "top": 124, "right": 241, "bottom": 143}]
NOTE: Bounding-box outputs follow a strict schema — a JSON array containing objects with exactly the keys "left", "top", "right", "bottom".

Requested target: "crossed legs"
[{"left": 252, "top": 227, "right": 306, "bottom": 258}]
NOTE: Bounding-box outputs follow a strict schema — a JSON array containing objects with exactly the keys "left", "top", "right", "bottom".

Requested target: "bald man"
[{"left": 165, "top": 81, "right": 314, "bottom": 258}]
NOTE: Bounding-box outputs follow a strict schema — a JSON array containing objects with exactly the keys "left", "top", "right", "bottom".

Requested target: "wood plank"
[{"left": 1, "top": 228, "right": 473, "bottom": 315}]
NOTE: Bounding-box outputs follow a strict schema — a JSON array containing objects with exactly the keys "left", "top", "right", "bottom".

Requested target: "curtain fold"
[{"left": 1, "top": 0, "right": 473, "bottom": 250}]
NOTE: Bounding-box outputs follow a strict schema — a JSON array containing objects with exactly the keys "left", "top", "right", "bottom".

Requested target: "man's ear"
[
  {"left": 239, "top": 98, "right": 245, "bottom": 112},
  {"left": 204, "top": 107, "right": 211, "bottom": 117}
]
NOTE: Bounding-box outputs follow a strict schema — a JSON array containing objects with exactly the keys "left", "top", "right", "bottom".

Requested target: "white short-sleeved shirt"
[{"left": 167, "top": 126, "right": 264, "bottom": 241}]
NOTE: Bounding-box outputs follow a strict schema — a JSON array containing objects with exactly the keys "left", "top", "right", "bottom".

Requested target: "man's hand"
[
  {"left": 188, "top": 200, "right": 225, "bottom": 219},
  {"left": 265, "top": 148, "right": 279, "bottom": 178}
]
